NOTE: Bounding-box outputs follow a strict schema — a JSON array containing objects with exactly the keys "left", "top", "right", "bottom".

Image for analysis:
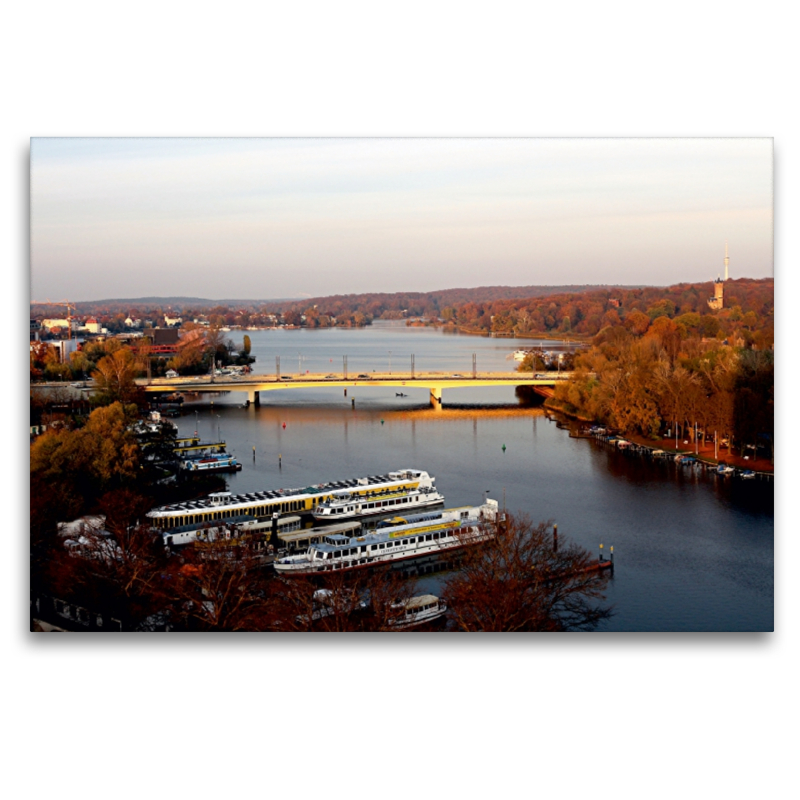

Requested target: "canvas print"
[{"left": 29, "top": 138, "right": 774, "bottom": 632}]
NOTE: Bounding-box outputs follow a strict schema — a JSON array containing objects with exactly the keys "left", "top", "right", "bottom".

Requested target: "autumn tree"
[
  {"left": 30, "top": 402, "right": 141, "bottom": 521},
  {"left": 443, "top": 514, "right": 612, "bottom": 632},
  {"left": 166, "top": 543, "right": 278, "bottom": 631},
  {"left": 92, "top": 347, "right": 142, "bottom": 405}
]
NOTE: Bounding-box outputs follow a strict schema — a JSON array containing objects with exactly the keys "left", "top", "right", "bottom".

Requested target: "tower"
[{"left": 724, "top": 241, "right": 729, "bottom": 281}]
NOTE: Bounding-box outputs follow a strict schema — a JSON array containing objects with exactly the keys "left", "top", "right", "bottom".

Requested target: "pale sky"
[{"left": 30, "top": 138, "right": 773, "bottom": 302}]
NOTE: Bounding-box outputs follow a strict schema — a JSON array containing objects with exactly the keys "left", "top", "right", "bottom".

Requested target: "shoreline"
[{"left": 545, "top": 401, "right": 774, "bottom": 476}]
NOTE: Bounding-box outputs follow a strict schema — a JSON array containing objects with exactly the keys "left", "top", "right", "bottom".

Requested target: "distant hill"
[
  {"left": 31, "top": 285, "right": 647, "bottom": 316},
  {"left": 260, "top": 284, "right": 648, "bottom": 312}
]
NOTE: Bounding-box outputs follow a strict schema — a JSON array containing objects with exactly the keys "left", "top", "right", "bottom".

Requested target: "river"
[{"left": 170, "top": 322, "right": 774, "bottom": 632}]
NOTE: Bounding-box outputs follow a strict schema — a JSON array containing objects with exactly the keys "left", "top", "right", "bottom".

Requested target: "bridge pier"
[
  {"left": 429, "top": 387, "right": 443, "bottom": 409},
  {"left": 248, "top": 390, "right": 260, "bottom": 407}
]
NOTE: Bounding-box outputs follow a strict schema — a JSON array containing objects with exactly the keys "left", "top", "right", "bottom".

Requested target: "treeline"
[
  {"left": 31, "top": 284, "right": 638, "bottom": 332},
  {"left": 32, "top": 277, "right": 773, "bottom": 344},
  {"left": 442, "top": 278, "right": 773, "bottom": 340},
  {"left": 544, "top": 315, "right": 774, "bottom": 458},
  {"left": 262, "top": 283, "right": 637, "bottom": 322}
]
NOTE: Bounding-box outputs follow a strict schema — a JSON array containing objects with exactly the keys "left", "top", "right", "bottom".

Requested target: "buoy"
[
  {"left": 282, "top": 422, "right": 286, "bottom": 429},
  {"left": 502, "top": 444, "right": 506, "bottom": 452},
  {"left": 381, "top": 419, "right": 384, "bottom": 425}
]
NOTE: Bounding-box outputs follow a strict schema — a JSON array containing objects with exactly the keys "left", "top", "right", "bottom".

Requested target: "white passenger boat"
[
  {"left": 147, "top": 469, "right": 437, "bottom": 536},
  {"left": 388, "top": 595, "right": 447, "bottom": 629},
  {"left": 274, "top": 500, "right": 500, "bottom": 575},
  {"left": 312, "top": 470, "right": 444, "bottom": 521},
  {"left": 163, "top": 514, "right": 302, "bottom": 548},
  {"left": 181, "top": 452, "right": 242, "bottom": 473}
]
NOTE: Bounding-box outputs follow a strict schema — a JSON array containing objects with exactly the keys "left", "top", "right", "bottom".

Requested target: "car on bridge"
[
  {"left": 356, "top": 374, "right": 371, "bottom": 379},
  {"left": 325, "top": 374, "right": 337, "bottom": 379}
]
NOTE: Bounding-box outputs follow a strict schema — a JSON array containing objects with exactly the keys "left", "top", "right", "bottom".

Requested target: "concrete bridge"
[{"left": 140, "top": 371, "right": 573, "bottom": 408}]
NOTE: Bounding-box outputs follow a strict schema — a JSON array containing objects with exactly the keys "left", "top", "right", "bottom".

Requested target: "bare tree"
[{"left": 443, "top": 514, "right": 613, "bottom": 632}]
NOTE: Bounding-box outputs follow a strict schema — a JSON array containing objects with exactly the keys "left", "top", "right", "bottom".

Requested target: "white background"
[{"left": 6, "top": 3, "right": 795, "bottom": 799}]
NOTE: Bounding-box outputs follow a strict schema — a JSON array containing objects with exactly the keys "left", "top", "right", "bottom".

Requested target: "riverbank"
[{"left": 546, "top": 401, "right": 774, "bottom": 475}]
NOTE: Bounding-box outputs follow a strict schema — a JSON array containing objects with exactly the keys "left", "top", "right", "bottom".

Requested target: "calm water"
[{"left": 174, "top": 323, "right": 774, "bottom": 632}]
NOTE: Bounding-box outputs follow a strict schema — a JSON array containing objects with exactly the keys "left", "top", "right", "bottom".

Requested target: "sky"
[{"left": 30, "top": 137, "right": 773, "bottom": 302}]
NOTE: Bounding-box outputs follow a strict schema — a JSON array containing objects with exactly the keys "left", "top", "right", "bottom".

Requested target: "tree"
[
  {"left": 92, "top": 347, "right": 141, "bottom": 405},
  {"left": 443, "top": 514, "right": 613, "bottom": 631},
  {"left": 30, "top": 402, "right": 141, "bottom": 520},
  {"left": 272, "top": 568, "right": 418, "bottom": 632},
  {"left": 625, "top": 310, "right": 651, "bottom": 336},
  {"left": 166, "top": 543, "right": 278, "bottom": 631}
]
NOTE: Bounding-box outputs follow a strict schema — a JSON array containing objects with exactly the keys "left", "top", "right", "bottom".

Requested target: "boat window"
[{"left": 334, "top": 550, "right": 341, "bottom": 558}]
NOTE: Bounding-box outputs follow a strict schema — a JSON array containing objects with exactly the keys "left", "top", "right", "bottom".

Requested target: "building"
[
  {"left": 707, "top": 243, "right": 730, "bottom": 311},
  {"left": 143, "top": 327, "right": 180, "bottom": 346},
  {"left": 42, "top": 318, "right": 76, "bottom": 334},
  {"left": 52, "top": 339, "right": 79, "bottom": 362},
  {"left": 84, "top": 317, "right": 101, "bottom": 334},
  {"left": 707, "top": 278, "right": 724, "bottom": 311}
]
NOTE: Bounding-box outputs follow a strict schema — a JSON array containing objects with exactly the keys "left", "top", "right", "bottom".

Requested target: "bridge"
[{"left": 140, "top": 371, "right": 573, "bottom": 408}]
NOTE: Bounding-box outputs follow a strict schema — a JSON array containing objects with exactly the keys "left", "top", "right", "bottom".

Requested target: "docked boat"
[
  {"left": 312, "top": 471, "right": 444, "bottom": 521},
  {"left": 163, "top": 513, "right": 302, "bottom": 548},
  {"left": 739, "top": 469, "right": 756, "bottom": 479},
  {"left": 388, "top": 595, "right": 447, "bottom": 629},
  {"left": 181, "top": 453, "right": 242, "bottom": 473},
  {"left": 274, "top": 499, "right": 501, "bottom": 575},
  {"left": 299, "top": 589, "right": 369, "bottom": 624},
  {"left": 717, "top": 463, "right": 736, "bottom": 475},
  {"left": 146, "top": 468, "right": 438, "bottom": 536}
]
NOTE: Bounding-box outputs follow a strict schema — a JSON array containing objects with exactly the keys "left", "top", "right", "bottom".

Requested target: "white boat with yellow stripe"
[
  {"left": 146, "top": 469, "right": 436, "bottom": 537},
  {"left": 312, "top": 469, "right": 443, "bottom": 521},
  {"left": 273, "top": 499, "right": 500, "bottom": 575}
]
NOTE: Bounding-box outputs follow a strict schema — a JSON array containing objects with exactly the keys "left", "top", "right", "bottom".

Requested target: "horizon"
[
  {"left": 30, "top": 138, "right": 773, "bottom": 302},
  {"left": 29, "top": 274, "right": 772, "bottom": 309}
]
